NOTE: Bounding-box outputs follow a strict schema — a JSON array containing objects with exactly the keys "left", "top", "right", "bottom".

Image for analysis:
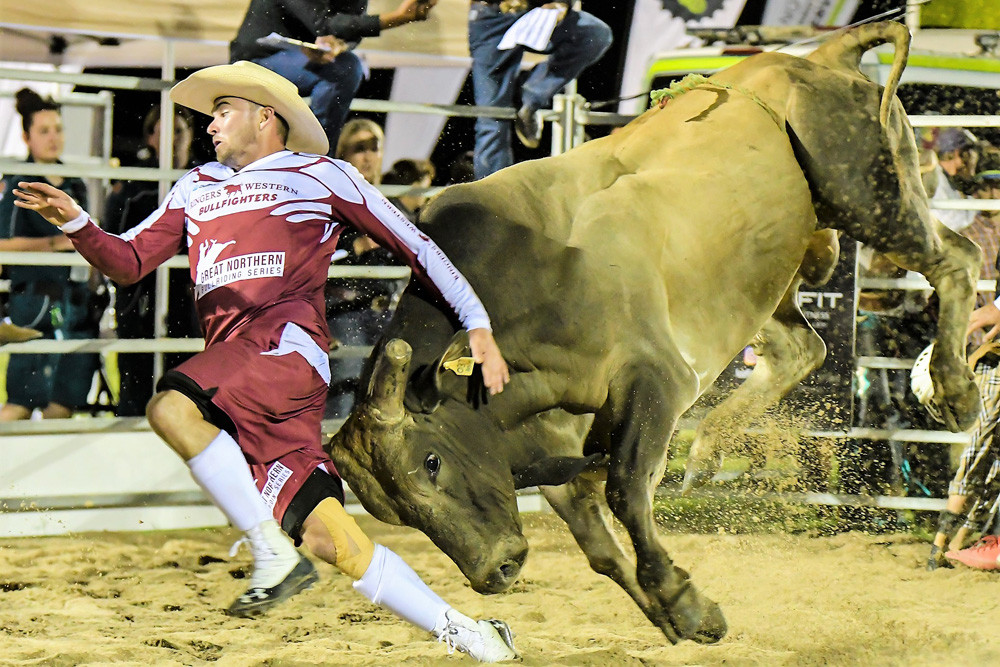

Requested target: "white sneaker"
[
  {"left": 226, "top": 519, "right": 318, "bottom": 617},
  {"left": 436, "top": 609, "right": 519, "bottom": 663}
]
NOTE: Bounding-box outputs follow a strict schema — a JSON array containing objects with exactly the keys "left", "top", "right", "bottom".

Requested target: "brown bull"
[{"left": 327, "top": 22, "right": 980, "bottom": 645}]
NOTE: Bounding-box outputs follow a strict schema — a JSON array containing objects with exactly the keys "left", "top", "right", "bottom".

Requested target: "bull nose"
[
  {"left": 499, "top": 557, "right": 522, "bottom": 580},
  {"left": 473, "top": 542, "right": 527, "bottom": 594}
]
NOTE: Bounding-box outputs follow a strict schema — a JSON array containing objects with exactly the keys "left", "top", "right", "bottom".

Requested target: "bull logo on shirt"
[
  {"left": 224, "top": 184, "right": 243, "bottom": 195},
  {"left": 197, "top": 239, "right": 236, "bottom": 277}
]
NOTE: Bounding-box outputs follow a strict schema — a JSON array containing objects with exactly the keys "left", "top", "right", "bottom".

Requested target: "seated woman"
[{"left": 0, "top": 88, "right": 101, "bottom": 420}]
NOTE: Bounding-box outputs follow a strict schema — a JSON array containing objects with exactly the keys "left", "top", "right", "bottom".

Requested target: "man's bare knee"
[
  {"left": 146, "top": 390, "right": 217, "bottom": 459},
  {"left": 147, "top": 390, "right": 198, "bottom": 430}
]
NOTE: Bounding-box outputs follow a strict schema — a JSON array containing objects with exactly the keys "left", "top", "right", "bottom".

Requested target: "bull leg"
[
  {"left": 597, "top": 366, "right": 727, "bottom": 644},
  {"left": 860, "top": 220, "right": 980, "bottom": 431},
  {"left": 798, "top": 100, "right": 981, "bottom": 431},
  {"left": 684, "top": 278, "right": 828, "bottom": 491},
  {"left": 541, "top": 476, "right": 656, "bottom": 616}
]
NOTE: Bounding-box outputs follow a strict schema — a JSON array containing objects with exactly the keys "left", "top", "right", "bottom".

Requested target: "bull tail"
[{"left": 805, "top": 20, "right": 910, "bottom": 128}]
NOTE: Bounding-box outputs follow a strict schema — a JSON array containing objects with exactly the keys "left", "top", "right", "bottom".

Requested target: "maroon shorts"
[{"left": 164, "top": 334, "right": 341, "bottom": 523}]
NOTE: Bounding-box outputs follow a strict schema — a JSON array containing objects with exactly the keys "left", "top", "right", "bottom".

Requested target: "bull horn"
[{"left": 366, "top": 338, "right": 412, "bottom": 423}]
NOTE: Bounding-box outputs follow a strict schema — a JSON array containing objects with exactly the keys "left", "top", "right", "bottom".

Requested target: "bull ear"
[
  {"left": 512, "top": 453, "right": 607, "bottom": 489},
  {"left": 404, "top": 330, "right": 472, "bottom": 413}
]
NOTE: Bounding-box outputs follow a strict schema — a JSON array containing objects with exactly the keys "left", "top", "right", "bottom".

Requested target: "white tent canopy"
[
  {"left": 0, "top": 0, "right": 479, "bottom": 167},
  {"left": 0, "top": 0, "right": 475, "bottom": 68}
]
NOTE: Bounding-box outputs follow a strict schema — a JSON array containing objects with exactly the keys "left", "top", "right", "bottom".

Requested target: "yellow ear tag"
[{"left": 443, "top": 357, "right": 476, "bottom": 376}]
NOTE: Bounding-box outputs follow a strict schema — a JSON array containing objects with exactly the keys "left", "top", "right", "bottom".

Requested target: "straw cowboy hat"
[{"left": 170, "top": 61, "right": 329, "bottom": 155}]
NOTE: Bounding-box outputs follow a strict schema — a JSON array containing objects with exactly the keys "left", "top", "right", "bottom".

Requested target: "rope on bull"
[{"left": 650, "top": 73, "right": 780, "bottom": 127}]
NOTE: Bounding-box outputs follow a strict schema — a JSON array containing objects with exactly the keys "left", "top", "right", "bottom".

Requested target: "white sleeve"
[{"left": 313, "top": 159, "right": 493, "bottom": 331}]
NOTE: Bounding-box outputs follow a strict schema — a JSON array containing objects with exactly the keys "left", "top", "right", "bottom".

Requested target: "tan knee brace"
[{"left": 312, "top": 497, "right": 375, "bottom": 579}]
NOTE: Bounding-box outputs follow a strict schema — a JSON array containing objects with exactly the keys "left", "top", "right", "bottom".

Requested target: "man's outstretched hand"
[
  {"left": 468, "top": 328, "right": 510, "bottom": 395},
  {"left": 13, "top": 181, "right": 82, "bottom": 227},
  {"left": 968, "top": 302, "right": 1000, "bottom": 343},
  {"left": 382, "top": 0, "right": 437, "bottom": 29}
]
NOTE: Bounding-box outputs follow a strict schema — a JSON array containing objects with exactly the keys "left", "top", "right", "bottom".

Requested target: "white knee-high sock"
[
  {"left": 353, "top": 544, "right": 451, "bottom": 633},
  {"left": 187, "top": 431, "right": 273, "bottom": 532}
]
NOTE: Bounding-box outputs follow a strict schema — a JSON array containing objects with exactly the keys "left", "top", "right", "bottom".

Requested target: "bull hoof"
[
  {"left": 681, "top": 455, "right": 720, "bottom": 494},
  {"left": 668, "top": 593, "right": 727, "bottom": 644},
  {"left": 663, "top": 568, "right": 728, "bottom": 644},
  {"left": 934, "top": 362, "right": 979, "bottom": 432},
  {"left": 945, "top": 376, "right": 980, "bottom": 432},
  {"left": 690, "top": 598, "right": 727, "bottom": 644}
]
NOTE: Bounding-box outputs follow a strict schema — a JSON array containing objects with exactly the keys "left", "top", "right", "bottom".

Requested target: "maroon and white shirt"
[{"left": 61, "top": 151, "right": 491, "bottom": 355}]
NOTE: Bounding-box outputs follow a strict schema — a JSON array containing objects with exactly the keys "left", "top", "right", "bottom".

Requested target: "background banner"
[
  {"left": 618, "top": 0, "right": 747, "bottom": 114},
  {"left": 761, "top": 0, "right": 861, "bottom": 27}
]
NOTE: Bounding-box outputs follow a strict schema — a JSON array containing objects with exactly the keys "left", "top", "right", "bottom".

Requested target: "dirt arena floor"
[{"left": 0, "top": 511, "right": 996, "bottom": 666}]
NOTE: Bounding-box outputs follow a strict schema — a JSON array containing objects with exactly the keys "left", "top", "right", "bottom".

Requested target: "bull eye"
[{"left": 424, "top": 453, "right": 441, "bottom": 479}]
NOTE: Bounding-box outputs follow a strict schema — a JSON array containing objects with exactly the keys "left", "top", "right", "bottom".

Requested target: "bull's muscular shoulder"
[{"left": 425, "top": 137, "right": 637, "bottom": 245}]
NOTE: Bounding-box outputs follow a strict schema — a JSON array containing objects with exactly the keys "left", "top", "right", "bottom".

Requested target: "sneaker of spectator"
[
  {"left": 0, "top": 319, "right": 42, "bottom": 344},
  {"left": 945, "top": 534, "right": 1000, "bottom": 571},
  {"left": 514, "top": 104, "right": 542, "bottom": 149}
]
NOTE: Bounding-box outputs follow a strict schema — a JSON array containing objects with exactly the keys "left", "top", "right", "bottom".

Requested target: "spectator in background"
[
  {"left": 335, "top": 117, "right": 384, "bottom": 184},
  {"left": 929, "top": 127, "right": 979, "bottom": 234},
  {"left": 230, "top": 0, "right": 437, "bottom": 152},
  {"left": 446, "top": 149, "right": 476, "bottom": 185},
  {"left": 927, "top": 211, "right": 1000, "bottom": 571},
  {"left": 954, "top": 147, "right": 1000, "bottom": 361},
  {"left": 381, "top": 158, "right": 435, "bottom": 222},
  {"left": 840, "top": 243, "right": 947, "bottom": 531},
  {"left": 937, "top": 128, "right": 979, "bottom": 187},
  {"left": 958, "top": 150, "right": 1000, "bottom": 313},
  {"left": 104, "top": 105, "right": 194, "bottom": 230},
  {"left": 0, "top": 88, "right": 101, "bottom": 421},
  {"left": 468, "top": 0, "right": 612, "bottom": 179},
  {"left": 103, "top": 105, "right": 200, "bottom": 417}
]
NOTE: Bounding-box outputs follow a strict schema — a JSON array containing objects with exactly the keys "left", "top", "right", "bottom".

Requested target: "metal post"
[
  {"left": 905, "top": 0, "right": 921, "bottom": 34},
  {"left": 549, "top": 93, "right": 584, "bottom": 156},
  {"left": 550, "top": 93, "right": 568, "bottom": 155},
  {"left": 548, "top": 1, "right": 585, "bottom": 156},
  {"left": 98, "top": 90, "right": 114, "bottom": 196},
  {"left": 570, "top": 93, "right": 586, "bottom": 149},
  {"left": 153, "top": 40, "right": 176, "bottom": 383},
  {"left": 158, "top": 41, "right": 176, "bottom": 203},
  {"left": 99, "top": 91, "right": 113, "bottom": 169}
]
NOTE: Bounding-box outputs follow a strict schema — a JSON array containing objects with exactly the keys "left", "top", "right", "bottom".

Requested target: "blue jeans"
[
  {"left": 5, "top": 286, "right": 99, "bottom": 410},
  {"left": 468, "top": 5, "right": 612, "bottom": 179},
  {"left": 253, "top": 49, "right": 365, "bottom": 155}
]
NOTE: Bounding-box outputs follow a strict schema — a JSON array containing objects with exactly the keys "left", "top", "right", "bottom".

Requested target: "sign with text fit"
[{"left": 708, "top": 240, "right": 857, "bottom": 431}]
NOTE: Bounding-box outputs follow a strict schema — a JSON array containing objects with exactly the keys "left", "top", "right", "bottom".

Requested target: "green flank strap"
[{"left": 650, "top": 73, "right": 781, "bottom": 129}]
